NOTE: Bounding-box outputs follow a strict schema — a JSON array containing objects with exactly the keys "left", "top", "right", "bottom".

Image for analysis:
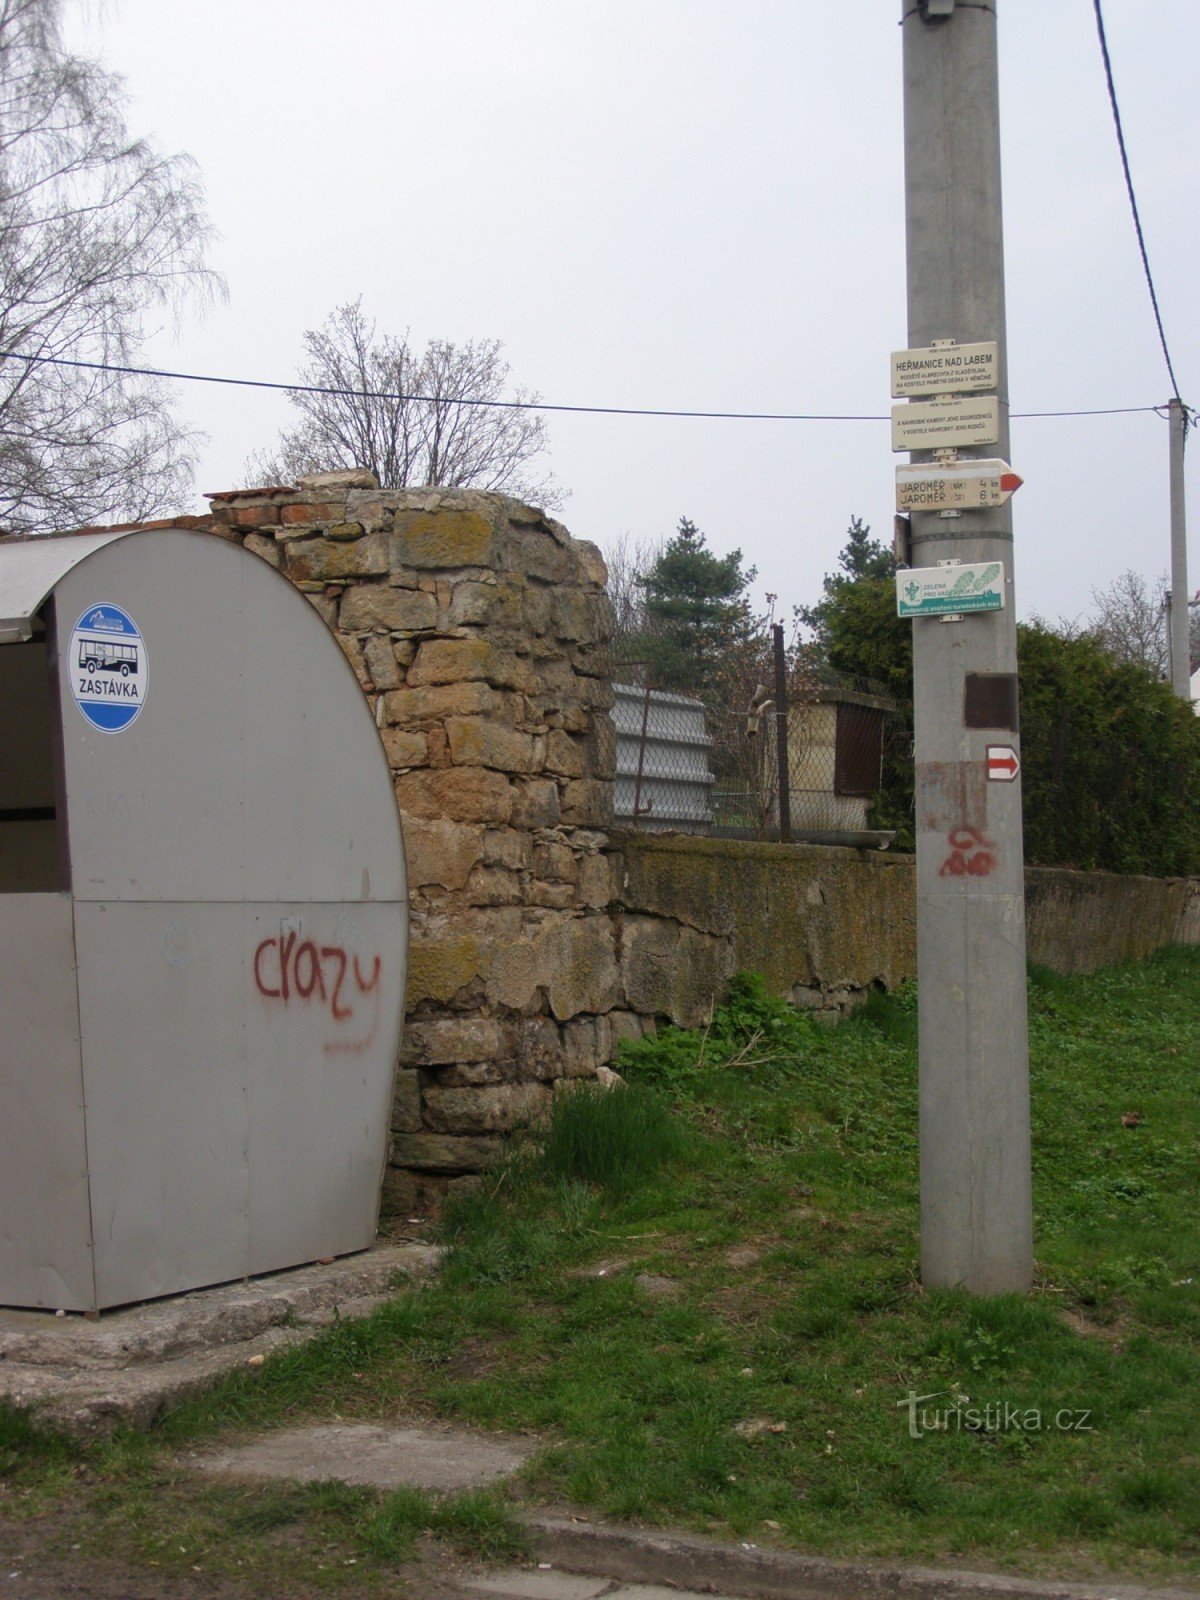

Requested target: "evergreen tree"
[{"left": 633, "top": 517, "right": 756, "bottom": 692}]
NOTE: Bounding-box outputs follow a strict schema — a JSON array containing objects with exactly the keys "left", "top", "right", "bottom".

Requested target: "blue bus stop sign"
[{"left": 68, "top": 604, "right": 148, "bottom": 733}]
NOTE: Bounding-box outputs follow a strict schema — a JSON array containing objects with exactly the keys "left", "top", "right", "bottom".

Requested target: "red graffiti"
[
  {"left": 939, "top": 824, "right": 997, "bottom": 878},
  {"left": 254, "top": 933, "right": 383, "bottom": 1054}
]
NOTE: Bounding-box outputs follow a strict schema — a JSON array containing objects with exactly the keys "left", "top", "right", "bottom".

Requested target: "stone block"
[
  {"left": 392, "top": 508, "right": 495, "bottom": 569},
  {"left": 422, "top": 1082, "right": 550, "bottom": 1136},
  {"left": 519, "top": 1015, "right": 563, "bottom": 1081},
  {"left": 405, "top": 935, "right": 483, "bottom": 1006},
  {"left": 466, "top": 865, "right": 522, "bottom": 906},
  {"left": 410, "top": 638, "right": 537, "bottom": 692},
  {"left": 510, "top": 777, "right": 560, "bottom": 828},
  {"left": 576, "top": 540, "right": 608, "bottom": 588},
  {"left": 395, "top": 766, "right": 513, "bottom": 824},
  {"left": 544, "top": 730, "right": 587, "bottom": 778},
  {"left": 560, "top": 778, "right": 613, "bottom": 827},
  {"left": 446, "top": 717, "right": 541, "bottom": 773},
  {"left": 304, "top": 591, "right": 337, "bottom": 627},
  {"left": 501, "top": 526, "right": 572, "bottom": 584},
  {"left": 527, "top": 881, "right": 576, "bottom": 910},
  {"left": 401, "top": 818, "right": 484, "bottom": 890},
  {"left": 326, "top": 521, "right": 365, "bottom": 542},
  {"left": 576, "top": 851, "right": 616, "bottom": 908},
  {"left": 520, "top": 586, "right": 552, "bottom": 636},
  {"left": 620, "top": 916, "right": 681, "bottom": 1017},
  {"left": 446, "top": 579, "right": 512, "bottom": 629},
  {"left": 381, "top": 727, "right": 427, "bottom": 768},
  {"left": 589, "top": 718, "right": 617, "bottom": 781},
  {"left": 437, "top": 1059, "right": 509, "bottom": 1088},
  {"left": 531, "top": 840, "right": 577, "bottom": 882},
  {"left": 364, "top": 634, "right": 403, "bottom": 691},
  {"left": 673, "top": 924, "right": 736, "bottom": 1028},
  {"left": 392, "top": 1068, "right": 423, "bottom": 1133},
  {"left": 286, "top": 531, "right": 390, "bottom": 582},
  {"left": 339, "top": 585, "right": 439, "bottom": 632},
  {"left": 384, "top": 682, "right": 497, "bottom": 725},
  {"left": 243, "top": 532, "right": 281, "bottom": 569},
  {"left": 563, "top": 1017, "right": 601, "bottom": 1078},
  {"left": 402, "top": 1015, "right": 505, "bottom": 1066},
  {"left": 390, "top": 1133, "right": 504, "bottom": 1172},
  {"left": 550, "top": 589, "right": 611, "bottom": 645},
  {"left": 483, "top": 828, "right": 531, "bottom": 870},
  {"left": 298, "top": 468, "right": 378, "bottom": 490},
  {"left": 336, "top": 633, "right": 371, "bottom": 688},
  {"left": 543, "top": 915, "right": 620, "bottom": 1021}
]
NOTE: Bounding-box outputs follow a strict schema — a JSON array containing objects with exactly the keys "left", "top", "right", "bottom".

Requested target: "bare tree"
[
  {"left": 1088, "top": 570, "right": 1170, "bottom": 677},
  {"left": 247, "top": 300, "right": 560, "bottom": 508},
  {"left": 0, "top": 0, "right": 220, "bottom": 533},
  {"left": 603, "top": 528, "right": 666, "bottom": 650}
]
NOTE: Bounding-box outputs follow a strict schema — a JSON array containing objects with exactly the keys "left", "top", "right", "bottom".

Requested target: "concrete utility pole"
[
  {"left": 1168, "top": 398, "right": 1190, "bottom": 699},
  {"left": 901, "top": 0, "right": 1033, "bottom": 1293}
]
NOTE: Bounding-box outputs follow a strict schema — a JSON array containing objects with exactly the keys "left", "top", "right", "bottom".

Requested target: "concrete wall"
[{"left": 613, "top": 830, "right": 1200, "bottom": 1026}]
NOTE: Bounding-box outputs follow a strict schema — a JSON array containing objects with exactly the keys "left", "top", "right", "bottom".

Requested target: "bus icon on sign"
[{"left": 78, "top": 637, "right": 139, "bottom": 677}]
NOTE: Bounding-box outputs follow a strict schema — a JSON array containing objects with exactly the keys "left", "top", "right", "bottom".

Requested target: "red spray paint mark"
[
  {"left": 253, "top": 936, "right": 384, "bottom": 1054},
  {"left": 939, "top": 824, "right": 997, "bottom": 878}
]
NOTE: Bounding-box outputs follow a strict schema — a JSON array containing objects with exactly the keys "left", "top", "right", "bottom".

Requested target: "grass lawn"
[{"left": 3, "top": 949, "right": 1199, "bottom": 1591}]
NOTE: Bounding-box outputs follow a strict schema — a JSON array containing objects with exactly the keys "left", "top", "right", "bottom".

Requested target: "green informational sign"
[{"left": 896, "top": 562, "right": 1005, "bottom": 618}]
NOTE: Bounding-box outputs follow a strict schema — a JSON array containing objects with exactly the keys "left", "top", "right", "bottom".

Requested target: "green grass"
[{"left": 4, "top": 954, "right": 1200, "bottom": 1589}]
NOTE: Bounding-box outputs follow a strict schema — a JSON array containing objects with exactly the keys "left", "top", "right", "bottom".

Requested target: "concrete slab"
[
  {"left": 0, "top": 1242, "right": 442, "bottom": 1437},
  {"left": 187, "top": 1421, "right": 535, "bottom": 1494}
]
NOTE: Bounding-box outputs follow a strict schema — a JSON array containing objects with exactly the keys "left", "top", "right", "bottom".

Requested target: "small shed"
[
  {"left": 0, "top": 528, "right": 408, "bottom": 1312},
  {"left": 776, "top": 685, "right": 895, "bottom": 839}
]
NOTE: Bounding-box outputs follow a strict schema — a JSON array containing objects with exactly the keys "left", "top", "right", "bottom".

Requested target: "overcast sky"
[{"left": 64, "top": 1, "right": 1199, "bottom": 630}]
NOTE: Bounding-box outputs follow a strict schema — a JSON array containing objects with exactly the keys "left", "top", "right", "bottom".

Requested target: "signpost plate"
[
  {"left": 896, "top": 562, "right": 1005, "bottom": 618},
  {"left": 986, "top": 744, "right": 1020, "bottom": 782},
  {"left": 891, "top": 341, "right": 998, "bottom": 397},
  {"left": 896, "top": 458, "right": 1022, "bottom": 512},
  {"left": 891, "top": 396, "right": 1000, "bottom": 452}
]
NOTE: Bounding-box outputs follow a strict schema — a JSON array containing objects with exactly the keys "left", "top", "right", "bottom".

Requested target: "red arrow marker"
[
  {"left": 999, "top": 472, "right": 1023, "bottom": 495},
  {"left": 986, "top": 745, "right": 1020, "bottom": 781}
]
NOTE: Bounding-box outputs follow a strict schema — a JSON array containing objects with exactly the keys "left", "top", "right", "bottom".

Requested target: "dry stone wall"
[{"left": 208, "top": 471, "right": 620, "bottom": 1207}]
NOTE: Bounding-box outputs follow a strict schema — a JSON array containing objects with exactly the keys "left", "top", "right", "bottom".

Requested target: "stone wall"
[{"left": 207, "top": 471, "right": 620, "bottom": 1208}]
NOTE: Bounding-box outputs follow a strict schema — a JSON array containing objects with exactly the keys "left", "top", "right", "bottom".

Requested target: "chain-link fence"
[{"left": 613, "top": 626, "right": 903, "bottom": 846}]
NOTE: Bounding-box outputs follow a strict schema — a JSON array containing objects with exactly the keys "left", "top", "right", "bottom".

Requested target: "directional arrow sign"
[
  {"left": 896, "top": 459, "right": 1023, "bottom": 513},
  {"left": 986, "top": 745, "right": 1020, "bottom": 782}
]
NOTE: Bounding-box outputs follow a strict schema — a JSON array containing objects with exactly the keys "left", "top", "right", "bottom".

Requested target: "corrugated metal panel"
[{"left": 612, "top": 683, "right": 714, "bottom": 832}]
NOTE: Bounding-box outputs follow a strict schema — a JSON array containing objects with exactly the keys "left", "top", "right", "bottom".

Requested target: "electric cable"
[
  {"left": 0, "top": 350, "right": 1171, "bottom": 426},
  {"left": 1093, "top": 0, "right": 1189, "bottom": 418}
]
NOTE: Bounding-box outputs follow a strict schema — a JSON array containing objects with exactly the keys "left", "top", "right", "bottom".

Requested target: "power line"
[
  {"left": 0, "top": 349, "right": 1168, "bottom": 425},
  {"left": 1092, "top": 0, "right": 1188, "bottom": 411}
]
